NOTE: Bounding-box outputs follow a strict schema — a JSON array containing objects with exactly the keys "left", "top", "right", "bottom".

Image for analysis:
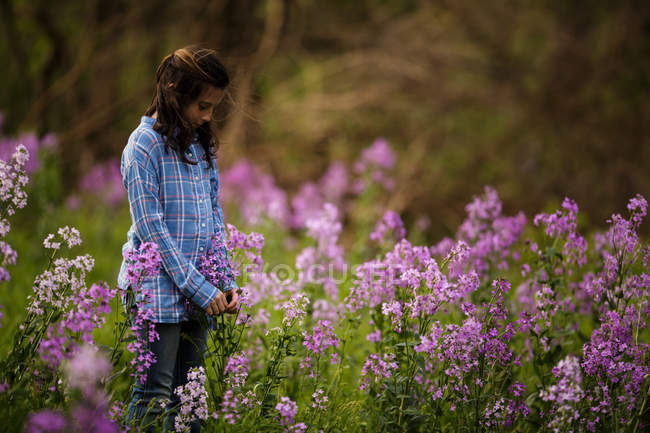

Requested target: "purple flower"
[
  {"left": 292, "top": 182, "right": 325, "bottom": 229},
  {"left": 311, "top": 389, "right": 328, "bottom": 410},
  {"left": 353, "top": 138, "right": 396, "bottom": 193},
  {"left": 281, "top": 293, "right": 310, "bottom": 327},
  {"left": 123, "top": 243, "right": 163, "bottom": 383},
  {"left": 70, "top": 406, "right": 118, "bottom": 433},
  {"left": 360, "top": 353, "right": 398, "bottom": 391},
  {"left": 581, "top": 309, "right": 648, "bottom": 417},
  {"left": 370, "top": 210, "right": 406, "bottom": 246},
  {"left": 276, "top": 396, "right": 298, "bottom": 425},
  {"left": 381, "top": 300, "right": 404, "bottom": 333},
  {"left": 302, "top": 320, "right": 340, "bottom": 370},
  {"left": 220, "top": 160, "right": 291, "bottom": 226},
  {"left": 79, "top": 159, "right": 124, "bottom": 207},
  {"left": 534, "top": 197, "right": 587, "bottom": 267},
  {"left": 174, "top": 367, "right": 209, "bottom": 432},
  {"left": 319, "top": 161, "right": 348, "bottom": 203},
  {"left": 25, "top": 410, "right": 67, "bottom": 433},
  {"left": 224, "top": 352, "right": 250, "bottom": 388},
  {"left": 355, "top": 138, "right": 396, "bottom": 171},
  {"left": 1, "top": 117, "right": 56, "bottom": 175},
  {"left": 539, "top": 355, "right": 584, "bottom": 431},
  {"left": 626, "top": 194, "right": 647, "bottom": 227},
  {"left": 65, "top": 345, "right": 112, "bottom": 398},
  {"left": 456, "top": 187, "right": 527, "bottom": 276}
]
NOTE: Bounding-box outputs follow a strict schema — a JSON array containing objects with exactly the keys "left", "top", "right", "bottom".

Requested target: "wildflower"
[
  {"left": 57, "top": 226, "right": 82, "bottom": 248},
  {"left": 312, "top": 389, "right": 328, "bottom": 410},
  {"left": 534, "top": 197, "right": 587, "bottom": 267},
  {"left": 220, "top": 160, "right": 291, "bottom": 226},
  {"left": 224, "top": 352, "right": 250, "bottom": 388},
  {"left": 381, "top": 300, "right": 404, "bottom": 333},
  {"left": 281, "top": 292, "right": 310, "bottom": 327},
  {"left": 581, "top": 309, "right": 649, "bottom": 418},
  {"left": 540, "top": 355, "right": 584, "bottom": 432},
  {"left": 174, "top": 367, "right": 209, "bottom": 433},
  {"left": 360, "top": 353, "right": 398, "bottom": 391},
  {"left": 370, "top": 210, "right": 406, "bottom": 245},
  {"left": 25, "top": 410, "right": 67, "bottom": 433},
  {"left": 276, "top": 396, "right": 298, "bottom": 426},
  {"left": 353, "top": 138, "right": 396, "bottom": 193},
  {"left": 123, "top": 242, "right": 162, "bottom": 383},
  {"left": 79, "top": 159, "right": 124, "bottom": 207},
  {"left": 319, "top": 161, "right": 348, "bottom": 203},
  {"left": 64, "top": 345, "right": 111, "bottom": 398},
  {"left": 626, "top": 193, "right": 647, "bottom": 227},
  {"left": 458, "top": 187, "right": 527, "bottom": 275}
]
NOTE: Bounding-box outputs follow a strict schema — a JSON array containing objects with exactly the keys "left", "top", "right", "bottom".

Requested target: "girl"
[{"left": 117, "top": 46, "right": 239, "bottom": 432}]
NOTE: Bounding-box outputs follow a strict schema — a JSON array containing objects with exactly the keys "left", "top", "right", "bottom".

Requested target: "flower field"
[{"left": 0, "top": 135, "right": 648, "bottom": 433}]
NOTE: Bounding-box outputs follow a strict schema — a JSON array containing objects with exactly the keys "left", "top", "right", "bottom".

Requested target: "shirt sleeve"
[
  {"left": 210, "top": 162, "right": 239, "bottom": 292},
  {"left": 123, "top": 148, "right": 221, "bottom": 310}
]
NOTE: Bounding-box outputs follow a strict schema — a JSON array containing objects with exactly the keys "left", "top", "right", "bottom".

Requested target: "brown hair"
[{"left": 145, "top": 46, "right": 230, "bottom": 168}]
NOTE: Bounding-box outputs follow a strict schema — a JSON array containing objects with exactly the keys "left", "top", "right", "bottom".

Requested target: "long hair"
[{"left": 145, "top": 46, "right": 230, "bottom": 169}]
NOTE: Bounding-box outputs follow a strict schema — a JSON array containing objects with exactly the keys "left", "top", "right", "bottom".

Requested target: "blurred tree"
[{"left": 0, "top": 0, "right": 648, "bottom": 238}]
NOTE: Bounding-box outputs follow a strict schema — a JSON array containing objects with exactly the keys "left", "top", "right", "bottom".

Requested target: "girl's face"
[{"left": 182, "top": 84, "right": 225, "bottom": 129}]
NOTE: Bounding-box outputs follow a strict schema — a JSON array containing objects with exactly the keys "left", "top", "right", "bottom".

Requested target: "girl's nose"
[{"left": 201, "top": 113, "right": 211, "bottom": 123}]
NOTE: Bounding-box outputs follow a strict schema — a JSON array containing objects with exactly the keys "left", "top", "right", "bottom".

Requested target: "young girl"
[{"left": 117, "top": 46, "right": 239, "bottom": 432}]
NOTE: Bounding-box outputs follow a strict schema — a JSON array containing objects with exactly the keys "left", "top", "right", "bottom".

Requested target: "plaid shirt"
[{"left": 117, "top": 116, "right": 235, "bottom": 323}]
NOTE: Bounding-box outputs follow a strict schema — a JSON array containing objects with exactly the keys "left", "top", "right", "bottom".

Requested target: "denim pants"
[{"left": 126, "top": 320, "right": 207, "bottom": 433}]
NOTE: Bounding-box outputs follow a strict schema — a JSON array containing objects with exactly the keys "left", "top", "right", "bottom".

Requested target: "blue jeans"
[{"left": 126, "top": 320, "right": 207, "bottom": 433}]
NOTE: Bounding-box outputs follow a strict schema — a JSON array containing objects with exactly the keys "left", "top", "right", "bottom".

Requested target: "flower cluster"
[
  {"left": 281, "top": 292, "right": 310, "bottom": 327},
  {"left": 311, "top": 389, "right": 328, "bottom": 411},
  {"left": 533, "top": 197, "right": 587, "bottom": 268},
  {"left": 225, "top": 223, "right": 264, "bottom": 272},
  {"left": 26, "top": 347, "right": 118, "bottom": 433},
  {"left": 300, "top": 320, "right": 340, "bottom": 375},
  {"left": 346, "top": 236, "right": 479, "bottom": 330},
  {"left": 275, "top": 396, "right": 306, "bottom": 432},
  {"left": 38, "top": 281, "right": 116, "bottom": 368},
  {"left": 0, "top": 144, "right": 29, "bottom": 285},
  {"left": 220, "top": 352, "right": 252, "bottom": 424},
  {"left": 581, "top": 308, "right": 649, "bottom": 425},
  {"left": 197, "top": 236, "right": 234, "bottom": 292},
  {"left": 359, "top": 353, "right": 398, "bottom": 392},
  {"left": 220, "top": 160, "right": 291, "bottom": 226},
  {"left": 414, "top": 280, "right": 520, "bottom": 409},
  {"left": 122, "top": 242, "right": 163, "bottom": 384},
  {"left": 294, "top": 203, "right": 345, "bottom": 299},
  {"left": 453, "top": 186, "right": 527, "bottom": 276},
  {"left": 353, "top": 137, "right": 396, "bottom": 193},
  {"left": 539, "top": 355, "right": 584, "bottom": 432},
  {"left": 174, "top": 367, "right": 209, "bottom": 433},
  {"left": 0, "top": 114, "right": 57, "bottom": 175},
  {"left": 77, "top": 158, "right": 124, "bottom": 208},
  {"left": 369, "top": 210, "right": 406, "bottom": 246}
]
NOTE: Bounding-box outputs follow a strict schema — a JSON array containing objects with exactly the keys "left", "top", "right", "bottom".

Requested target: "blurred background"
[{"left": 1, "top": 0, "right": 649, "bottom": 241}]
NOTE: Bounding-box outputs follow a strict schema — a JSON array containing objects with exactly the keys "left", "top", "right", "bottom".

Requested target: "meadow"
[{"left": 0, "top": 132, "right": 648, "bottom": 433}]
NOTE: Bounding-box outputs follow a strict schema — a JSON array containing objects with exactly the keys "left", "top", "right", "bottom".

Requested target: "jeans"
[{"left": 126, "top": 320, "right": 207, "bottom": 433}]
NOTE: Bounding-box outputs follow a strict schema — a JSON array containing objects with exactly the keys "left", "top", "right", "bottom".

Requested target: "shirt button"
[
  {"left": 201, "top": 223, "right": 206, "bottom": 227},
  {"left": 195, "top": 176, "right": 199, "bottom": 180},
  {"left": 199, "top": 247, "right": 204, "bottom": 252}
]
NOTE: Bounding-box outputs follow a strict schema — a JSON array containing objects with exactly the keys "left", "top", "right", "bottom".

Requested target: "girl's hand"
[
  {"left": 206, "top": 291, "right": 228, "bottom": 316},
  {"left": 224, "top": 289, "right": 239, "bottom": 314}
]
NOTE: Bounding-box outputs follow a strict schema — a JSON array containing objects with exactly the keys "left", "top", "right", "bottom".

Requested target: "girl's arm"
[{"left": 123, "top": 154, "right": 221, "bottom": 311}]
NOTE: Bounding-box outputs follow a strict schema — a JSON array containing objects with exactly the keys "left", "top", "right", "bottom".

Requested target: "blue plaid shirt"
[{"left": 117, "top": 116, "right": 235, "bottom": 323}]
